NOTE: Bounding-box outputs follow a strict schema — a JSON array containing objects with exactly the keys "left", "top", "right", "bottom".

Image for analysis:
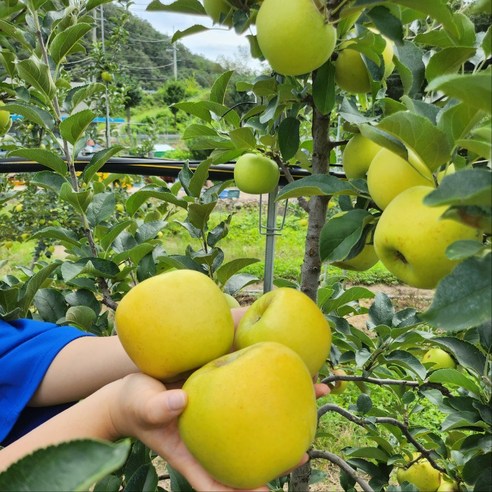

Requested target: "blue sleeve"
[{"left": 0, "top": 318, "right": 94, "bottom": 445}]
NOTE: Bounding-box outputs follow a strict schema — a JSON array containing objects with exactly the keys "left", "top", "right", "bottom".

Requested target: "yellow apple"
[
  {"left": 422, "top": 348, "right": 456, "bottom": 370},
  {"left": 115, "top": 269, "right": 234, "bottom": 381},
  {"left": 203, "top": 0, "right": 230, "bottom": 23},
  {"left": 179, "top": 341, "right": 317, "bottom": 489},
  {"left": 437, "top": 478, "right": 459, "bottom": 491},
  {"left": 367, "top": 148, "right": 435, "bottom": 210},
  {"left": 342, "top": 133, "right": 382, "bottom": 179},
  {"left": 115, "top": 203, "right": 125, "bottom": 213},
  {"left": 234, "top": 287, "right": 332, "bottom": 376},
  {"left": 256, "top": 0, "right": 337, "bottom": 76},
  {"left": 332, "top": 242, "right": 379, "bottom": 272},
  {"left": 368, "top": 27, "right": 395, "bottom": 77},
  {"left": 329, "top": 368, "right": 349, "bottom": 394},
  {"left": 335, "top": 48, "right": 371, "bottom": 94},
  {"left": 374, "top": 186, "right": 480, "bottom": 289},
  {"left": 397, "top": 456, "right": 442, "bottom": 492},
  {"left": 233, "top": 153, "right": 280, "bottom": 194},
  {"left": 223, "top": 292, "right": 240, "bottom": 308}
]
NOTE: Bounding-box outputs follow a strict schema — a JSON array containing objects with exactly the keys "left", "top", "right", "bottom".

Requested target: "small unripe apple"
[
  {"left": 0, "top": 101, "right": 11, "bottom": 132},
  {"left": 115, "top": 269, "right": 235, "bottom": 381},
  {"left": 115, "top": 203, "right": 125, "bottom": 213},
  {"left": 235, "top": 287, "right": 332, "bottom": 377},
  {"left": 179, "top": 341, "right": 317, "bottom": 489},
  {"left": 329, "top": 368, "right": 349, "bottom": 394},
  {"left": 233, "top": 153, "right": 280, "bottom": 194},
  {"left": 101, "top": 71, "right": 113, "bottom": 82},
  {"left": 256, "top": 0, "right": 337, "bottom": 76},
  {"left": 422, "top": 348, "right": 456, "bottom": 370},
  {"left": 14, "top": 204, "right": 23, "bottom": 213}
]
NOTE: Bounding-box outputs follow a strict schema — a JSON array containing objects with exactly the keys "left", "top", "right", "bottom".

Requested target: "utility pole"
[{"left": 173, "top": 43, "right": 178, "bottom": 80}]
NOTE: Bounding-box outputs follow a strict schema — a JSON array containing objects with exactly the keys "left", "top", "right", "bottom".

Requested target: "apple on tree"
[
  {"left": 0, "top": 101, "right": 12, "bottom": 135},
  {"left": 374, "top": 186, "right": 480, "bottom": 289},
  {"left": 223, "top": 292, "right": 240, "bottom": 308},
  {"left": 422, "top": 348, "right": 456, "bottom": 370},
  {"left": 179, "top": 341, "right": 317, "bottom": 489},
  {"left": 367, "top": 147, "right": 435, "bottom": 210},
  {"left": 329, "top": 368, "right": 349, "bottom": 394},
  {"left": 233, "top": 152, "right": 280, "bottom": 194},
  {"left": 396, "top": 454, "right": 442, "bottom": 492},
  {"left": 234, "top": 287, "right": 332, "bottom": 377},
  {"left": 256, "top": 0, "right": 337, "bottom": 76},
  {"left": 332, "top": 240, "right": 379, "bottom": 272},
  {"left": 335, "top": 48, "right": 372, "bottom": 94},
  {"left": 115, "top": 269, "right": 235, "bottom": 381},
  {"left": 203, "top": 0, "right": 230, "bottom": 24},
  {"left": 342, "top": 133, "right": 382, "bottom": 179}
]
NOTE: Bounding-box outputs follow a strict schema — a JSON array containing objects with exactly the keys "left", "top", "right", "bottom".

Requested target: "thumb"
[{"left": 146, "top": 389, "right": 188, "bottom": 425}]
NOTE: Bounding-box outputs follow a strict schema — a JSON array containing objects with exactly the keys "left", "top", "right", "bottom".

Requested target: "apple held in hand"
[
  {"left": 367, "top": 148, "right": 434, "bottom": 210},
  {"left": 233, "top": 153, "right": 280, "bottom": 194},
  {"left": 422, "top": 348, "right": 456, "bottom": 370},
  {"left": 397, "top": 455, "right": 442, "bottom": 492},
  {"left": 256, "top": 0, "right": 336, "bottom": 76},
  {"left": 179, "top": 342, "right": 317, "bottom": 489},
  {"left": 115, "top": 269, "right": 234, "bottom": 381},
  {"left": 342, "top": 133, "right": 382, "bottom": 179},
  {"left": 374, "top": 186, "right": 480, "bottom": 289},
  {"left": 235, "top": 287, "right": 332, "bottom": 376}
]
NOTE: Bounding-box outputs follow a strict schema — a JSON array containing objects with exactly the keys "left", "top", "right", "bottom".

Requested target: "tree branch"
[{"left": 309, "top": 449, "right": 374, "bottom": 492}]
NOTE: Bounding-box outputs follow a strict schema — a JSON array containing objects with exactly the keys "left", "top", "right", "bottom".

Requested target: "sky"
[{"left": 127, "top": 1, "right": 266, "bottom": 71}]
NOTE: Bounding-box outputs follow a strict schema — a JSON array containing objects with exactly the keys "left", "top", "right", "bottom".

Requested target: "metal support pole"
[{"left": 263, "top": 188, "right": 278, "bottom": 293}]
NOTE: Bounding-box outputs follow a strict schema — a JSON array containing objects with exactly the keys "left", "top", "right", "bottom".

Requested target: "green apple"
[
  {"left": 422, "top": 348, "right": 456, "bottom": 370},
  {"left": 0, "top": 101, "right": 11, "bottom": 133},
  {"left": 115, "top": 269, "right": 234, "bottom": 381},
  {"left": 233, "top": 153, "right": 280, "bottom": 194},
  {"left": 367, "top": 148, "right": 435, "bottom": 210},
  {"left": 101, "top": 71, "right": 113, "bottom": 82},
  {"left": 203, "top": 0, "right": 230, "bottom": 23},
  {"left": 14, "top": 203, "right": 23, "bottom": 213},
  {"left": 374, "top": 186, "right": 480, "bottom": 289},
  {"left": 332, "top": 242, "right": 379, "bottom": 272},
  {"left": 335, "top": 48, "right": 371, "bottom": 94},
  {"left": 179, "top": 341, "right": 317, "bottom": 489},
  {"left": 397, "top": 456, "right": 442, "bottom": 492},
  {"left": 256, "top": 0, "right": 337, "bottom": 76},
  {"left": 368, "top": 27, "right": 395, "bottom": 77},
  {"left": 235, "top": 287, "right": 332, "bottom": 376},
  {"left": 437, "top": 478, "right": 459, "bottom": 491},
  {"left": 329, "top": 368, "right": 349, "bottom": 394},
  {"left": 223, "top": 292, "right": 240, "bottom": 308},
  {"left": 342, "top": 133, "right": 382, "bottom": 179}
]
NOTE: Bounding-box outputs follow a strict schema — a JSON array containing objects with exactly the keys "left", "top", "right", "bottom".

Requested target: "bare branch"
[{"left": 309, "top": 449, "right": 374, "bottom": 492}]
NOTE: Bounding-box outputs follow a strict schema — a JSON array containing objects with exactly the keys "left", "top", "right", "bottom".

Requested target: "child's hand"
[{"left": 109, "top": 373, "right": 268, "bottom": 491}]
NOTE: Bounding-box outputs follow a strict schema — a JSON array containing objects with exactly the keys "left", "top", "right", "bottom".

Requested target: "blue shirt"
[{"left": 0, "top": 319, "right": 93, "bottom": 445}]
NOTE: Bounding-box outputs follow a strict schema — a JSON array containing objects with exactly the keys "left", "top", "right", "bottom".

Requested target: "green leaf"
[
  {"left": 59, "top": 109, "right": 96, "bottom": 145},
  {"left": 427, "top": 368, "right": 483, "bottom": 396},
  {"left": 189, "top": 160, "right": 212, "bottom": 197},
  {"left": 368, "top": 292, "right": 395, "bottom": 328},
  {"left": 426, "top": 47, "right": 476, "bottom": 82},
  {"left": 229, "top": 127, "right": 256, "bottom": 150},
  {"left": 385, "top": 350, "right": 427, "bottom": 379},
  {"left": 433, "top": 336, "right": 486, "bottom": 376},
  {"left": 65, "top": 305, "right": 97, "bottom": 331},
  {"left": 67, "top": 83, "right": 106, "bottom": 111},
  {"left": 124, "top": 463, "right": 158, "bottom": 492},
  {"left": 81, "top": 146, "right": 124, "bottom": 183},
  {"left": 224, "top": 273, "right": 259, "bottom": 295},
  {"left": 345, "top": 446, "right": 388, "bottom": 462},
  {"left": 86, "top": 193, "right": 115, "bottom": 227},
  {"left": 59, "top": 182, "right": 92, "bottom": 214},
  {"left": 167, "top": 463, "right": 194, "bottom": 492},
  {"left": 446, "top": 240, "right": 486, "bottom": 260},
  {"left": 422, "top": 254, "right": 492, "bottom": 331},
  {"left": 146, "top": 0, "right": 205, "bottom": 15},
  {"left": 0, "top": 439, "right": 130, "bottom": 491},
  {"left": 356, "top": 394, "right": 373, "bottom": 414},
  {"left": 125, "top": 190, "right": 187, "bottom": 215},
  {"left": 216, "top": 258, "right": 260, "bottom": 288},
  {"left": 393, "top": 41, "right": 425, "bottom": 97},
  {"left": 172, "top": 24, "right": 209, "bottom": 42},
  {"left": 278, "top": 117, "right": 300, "bottom": 161},
  {"left": 7, "top": 148, "right": 66, "bottom": 175},
  {"left": 34, "top": 288, "right": 67, "bottom": 323},
  {"left": 424, "top": 169, "right": 492, "bottom": 207},
  {"left": 437, "top": 101, "right": 485, "bottom": 147},
  {"left": 321, "top": 286, "right": 375, "bottom": 315},
  {"left": 276, "top": 175, "right": 357, "bottom": 201},
  {"left": 462, "top": 452, "right": 492, "bottom": 485},
  {"left": 187, "top": 202, "right": 216, "bottom": 230},
  {"left": 136, "top": 220, "right": 167, "bottom": 243},
  {"left": 313, "top": 61, "right": 335, "bottom": 115},
  {"left": 182, "top": 124, "right": 219, "bottom": 139},
  {"left": 16, "top": 57, "right": 56, "bottom": 100},
  {"left": 49, "top": 23, "right": 92, "bottom": 65},
  {"left": 31, "top": 227, "right": 80, "bottom": 247},
  {"left": 427, "top": 71, "right": 492, "bottom": 115},
  {"left": 173, "top": 101, "right": 211, "bottom": 123},
  {"left": 2, "top": 102, "right": 54, "bottom": 129},
  {"left": 210, "top": 70, "right": 234, "bottom": 104}
]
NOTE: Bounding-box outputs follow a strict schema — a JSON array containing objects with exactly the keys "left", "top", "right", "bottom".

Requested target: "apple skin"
[
  {"left": 256, "top": 0, "right": 337, "bottom": 76},
  {"left": 115, "top": 269, "right": 234, "bottom": 381},
  {"left": 203, "top": 0, "right": 230, "bottom": 24},
  {"left": 329, "top": 368, "right": 349, "bottom": 394},
  {"left": 234, "top": 287, "right": 332, "bottom": 377},
  {"left": 179, "top": 341, "right": 317, "bottom": 489},
  {"left": 437, "top": 479, "right": 459, "bottom": 491},
  {"left": 335, "top": 49, "right": 371, "bottom": 94},
  {"left": 422, "top": 348, "right": 456, "bottom": 370},
  {"left": 374, "top": 186, "right": 480, "bottom": 289},
  {"left": 332, "top": 242, "right": 379, "bottom": 272},
  {"left": 367, "top": 148, "right": 435, "bottom": 210},
  {"left": 397, "top": 457, "right": 442, "bottom": 492},
  {"left": 233, "top": 153, "right": 280, "bottom": 194},
  {"left": 342, "top": 133, "right": 382, "bottom": 179},
  {"left": 223, "top": 292, "right": 240, "bottom": 308}
]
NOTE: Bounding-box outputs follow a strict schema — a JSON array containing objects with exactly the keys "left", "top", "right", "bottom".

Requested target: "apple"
[
  {"left": 437, "top": 478, "right": 459, "bottom": 491},
  {"left": 332, "top": 242, "right": 379, "bottom": 272},
  {"left": 422, "top": 348, "right": 456, "bottom": 370},
  {"left": 374, "top": 186, "right": 480, "bottom": 289},
  {"left": 342, "top": 133, "right": 382, "bottom": 179},
  {"left": 329, "top": 368, "right": 349, "bottom": 394},
  {"left": 335, "top": 49, "right": 371, "bottom": 94},
  {"left": 115, "top": 269, "right": 234, "bottom": 381},
  {"left": 256, "top": 0, "right": 337, "bottom": 76},
  {"left": 234, "top": 287, "right": 332, "bottom": 377},
  {"left": 437, "top": 163, "right": 456, "bottom": 183},
  {"left": 0, "top": 101, "right": 11, "bottom": 133},
  {"left": 115, "top": 203, "right": 125, "bottom": 213},
  {"left": 223, "top": 292, "right": 240, "bottom": 308},
  {"left": 397, "top": 456, "right": 442, "bottom": 492},
  {"left": 367, "top": 147, "right": 435, "bottom": 210},
  {"left": 179, "top": 341, "right": 317, "bottom": 489},
  {"left": 203, "top": 0, "right": 230, "bottom": 24},
  {"left": 101, "top": 71, "right": 113, "bottom": 82},
  {"left": 368, "top": 27, "right": 395, "bottom": 77},
  {"left": 14, "top": 204, "right": 23, "bottom": 213},
  {"left": 233, "top": 153, "right": 280, "bottom": 194}
]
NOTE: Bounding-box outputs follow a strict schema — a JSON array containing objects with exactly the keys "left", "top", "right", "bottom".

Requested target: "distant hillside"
[{"left": 69, "top": 4, "right": 225, "bottom": 91}]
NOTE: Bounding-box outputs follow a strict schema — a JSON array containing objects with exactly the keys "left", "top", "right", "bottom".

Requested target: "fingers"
[
  {"left": 144, "top": 389, "right": 188, "bottom": 425},
  {"left": 314, "top": 382, "right": 330, "bottom": 398}
]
